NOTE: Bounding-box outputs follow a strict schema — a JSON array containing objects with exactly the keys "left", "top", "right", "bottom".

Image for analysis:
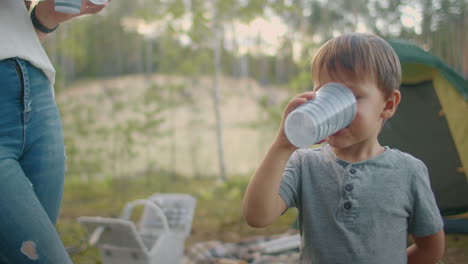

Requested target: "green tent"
[{"left": 379, "top": 40, "right": 468, "bottom": 216}]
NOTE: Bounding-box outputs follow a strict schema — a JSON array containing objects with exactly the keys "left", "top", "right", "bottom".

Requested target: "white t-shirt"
[{"left": 0, "top": 0, "right": 55, "bottom": 86}]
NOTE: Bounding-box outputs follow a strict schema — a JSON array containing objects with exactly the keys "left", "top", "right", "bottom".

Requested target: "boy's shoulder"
[
  {"left": 384, "top": 147, "right": 426, "bottom": 168},
  {"left": 382, "top": 147, "right": 430, "bottom": 183}
]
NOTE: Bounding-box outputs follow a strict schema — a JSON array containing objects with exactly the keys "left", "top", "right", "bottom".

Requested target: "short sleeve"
[
  {"left": 408, "top": 160, "right": 444, "bottom": 237},
  {"left": 279, "top": 150, "right": 302, "bottom": 209}
]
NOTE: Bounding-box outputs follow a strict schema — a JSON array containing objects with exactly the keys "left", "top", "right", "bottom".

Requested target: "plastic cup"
[
  {"left": 89, "top": 0, "right": 108, "bottom": 4},
  {"left": 284, "top": 82, "right": 357, "bottom": 148},
  {"left": 54, "top": 0, "right": 82, "bottom": 14}
]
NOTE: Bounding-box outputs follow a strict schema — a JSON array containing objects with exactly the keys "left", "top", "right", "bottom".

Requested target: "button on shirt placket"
[
  {"left": 343, "top": 201, "right": 352, "bottom": 209},
  {"left": 344, "top": 167, "right": 357, "bottom": 198},
  {"left": 340, "top": 166, "right": 358, "bottom": 223}
]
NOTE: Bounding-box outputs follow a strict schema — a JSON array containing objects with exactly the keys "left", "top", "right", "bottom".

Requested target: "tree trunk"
[
  {"left": 188, "top": 77, "right": 201, "bottom": 178},
  {"left": 229, "top": 22, "right": 240, "bottom": 79},
  {"left": 212, "top": 1, "right": 227, "bottom": 181},
  {"left": 421, "top": 0, "right": 433, "bottom": 49},
  {"left": 463, "top": 5, "right": 468, "bottom": 78},
  {"left": 458, "top": 4, "right": 468, "bottom": 77},
  {"left": 145, "top": 38, "right": 154, "bottom": 77},
  {"left": 170, "top": 85, "right": 177, "bottom": 182}
]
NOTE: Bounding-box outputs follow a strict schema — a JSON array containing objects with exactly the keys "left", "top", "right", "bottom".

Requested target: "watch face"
[{"left": 89, "top": 0, "right": 108, "bottom": 4}]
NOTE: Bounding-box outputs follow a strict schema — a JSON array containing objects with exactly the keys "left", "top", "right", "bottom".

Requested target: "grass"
[
  {"left": 57, "top": 174, "right": 297, "bottom": 263},
  {"left": 57, "top": 174, "right": 468, "bottom": 264}
]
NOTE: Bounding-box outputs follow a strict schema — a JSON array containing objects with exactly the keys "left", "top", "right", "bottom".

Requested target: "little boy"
[{"left": 243, "top": 33, "right": 444, "bottom": 263}]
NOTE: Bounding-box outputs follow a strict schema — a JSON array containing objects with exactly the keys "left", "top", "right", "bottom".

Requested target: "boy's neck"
[{"left": 330, "top": 140, "right": 386, "bottom": 163}]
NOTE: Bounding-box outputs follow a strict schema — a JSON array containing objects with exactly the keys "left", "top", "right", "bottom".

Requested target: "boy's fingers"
[
  {"left": 295, "top": 91, "right": 316, "bottom": 100},
  {"left": 285, "top": 97, "right": 307, "bottom": 114},
  {"left": 283, "top": 91, "right": 316, "bottom": 120},
  {"left": 290, "top": 92, "right": 315, "bottom": 108}
]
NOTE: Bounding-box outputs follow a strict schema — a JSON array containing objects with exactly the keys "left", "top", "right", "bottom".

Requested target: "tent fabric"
[
  {"left": 378, "top": 81, "right": 468, "bottom": 215},
  {"left": 389, "top": 40, "right": 468, "bottom": 180},
  {"left": 443, "top": 218, "right": 468, "bottom": 234},
  {"left": 389, "top": 39, "right": 468, "bottom": 100},
  {"left": 380, "top": 39, "right": 468, "bottom": 217}
]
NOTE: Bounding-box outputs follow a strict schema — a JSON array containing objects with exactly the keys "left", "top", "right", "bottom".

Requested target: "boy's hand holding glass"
[
  {"left": 274, "top": 91, "right": 317, "bottom": 150},
  {"left": 284, "top": 83, "right": 357, "bottom": 148}
]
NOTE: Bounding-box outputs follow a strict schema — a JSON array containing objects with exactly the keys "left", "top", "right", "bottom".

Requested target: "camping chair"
[
  {"left": 78, "top": 194, "right": 196, "bottom": 264},
  {"left": 138, "top": 193, "right": 197, "bottom": 247}
]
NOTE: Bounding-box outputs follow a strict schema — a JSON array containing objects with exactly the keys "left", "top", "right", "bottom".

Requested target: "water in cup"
[{"left": 285, "top": 82, "right": 357, "bottom": 148}]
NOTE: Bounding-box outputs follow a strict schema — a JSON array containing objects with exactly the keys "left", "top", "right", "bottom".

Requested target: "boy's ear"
[{"left": 381, "top": 90, "right": 401, "bottom": 120}]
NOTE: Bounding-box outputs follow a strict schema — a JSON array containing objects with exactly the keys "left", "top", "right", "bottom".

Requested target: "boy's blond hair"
[{"left": 312, "top": 33, "right": 401, "bottom": 98}]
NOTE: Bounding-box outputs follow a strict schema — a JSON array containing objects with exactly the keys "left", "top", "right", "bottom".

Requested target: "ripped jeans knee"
[{"left": 21, "top": 241, "right": 39, "bottom": 261}]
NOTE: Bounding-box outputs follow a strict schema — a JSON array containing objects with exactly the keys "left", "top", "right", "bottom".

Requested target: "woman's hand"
[{"left": 34, "top": 0, "right": 109, "bottom": 29}]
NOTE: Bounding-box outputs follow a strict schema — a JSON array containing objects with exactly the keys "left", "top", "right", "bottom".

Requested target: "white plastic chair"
[
  {"left": 78, "top": 195, "right": 196, "bottom": 264},
  {"left": 136, "top": 193, "right": 197, "bottom": 260},
  {"left": 139, "top": 194, "right": 196, "bottom": 237}
]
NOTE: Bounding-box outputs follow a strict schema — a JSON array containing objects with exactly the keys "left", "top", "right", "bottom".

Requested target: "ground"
[{"left": 57, "top": 176, "right": 468, "bottom": 264}]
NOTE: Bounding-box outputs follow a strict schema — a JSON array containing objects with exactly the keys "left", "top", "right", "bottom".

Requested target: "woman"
[{"left": 0, "top": 0, "right": 109, "bottom": 263}]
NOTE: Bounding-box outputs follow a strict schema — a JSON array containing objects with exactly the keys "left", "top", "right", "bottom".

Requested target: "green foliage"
[
  {"left": 58, "top": 81, "right": 179, "bottom": 182},
  {"left": 238, "top": 0, "right": 267, "bottom": 21},
  {"left": 199, "top": 176, "right": 249, "bottom": 201},
  {"left": 45, "top": 0, "right": 467, "bottom": 90}
]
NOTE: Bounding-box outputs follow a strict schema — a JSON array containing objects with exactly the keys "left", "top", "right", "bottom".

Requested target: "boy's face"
[{"left": 314, "top": 69, "right": 400, "bottom": 152}]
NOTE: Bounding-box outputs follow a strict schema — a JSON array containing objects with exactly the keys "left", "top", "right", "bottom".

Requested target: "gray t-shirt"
[{"left": 279, "top": 144, "right": 443, "bottom": 264}]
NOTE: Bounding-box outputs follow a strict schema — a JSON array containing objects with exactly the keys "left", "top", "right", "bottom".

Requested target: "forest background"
[{"left": 40, "top": 0, "right": 468, "bottom": 262}]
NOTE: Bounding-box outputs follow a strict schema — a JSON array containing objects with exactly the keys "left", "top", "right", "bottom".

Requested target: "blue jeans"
[{"left": 0, "top": 58, "right": 72, "bottom": 263}]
